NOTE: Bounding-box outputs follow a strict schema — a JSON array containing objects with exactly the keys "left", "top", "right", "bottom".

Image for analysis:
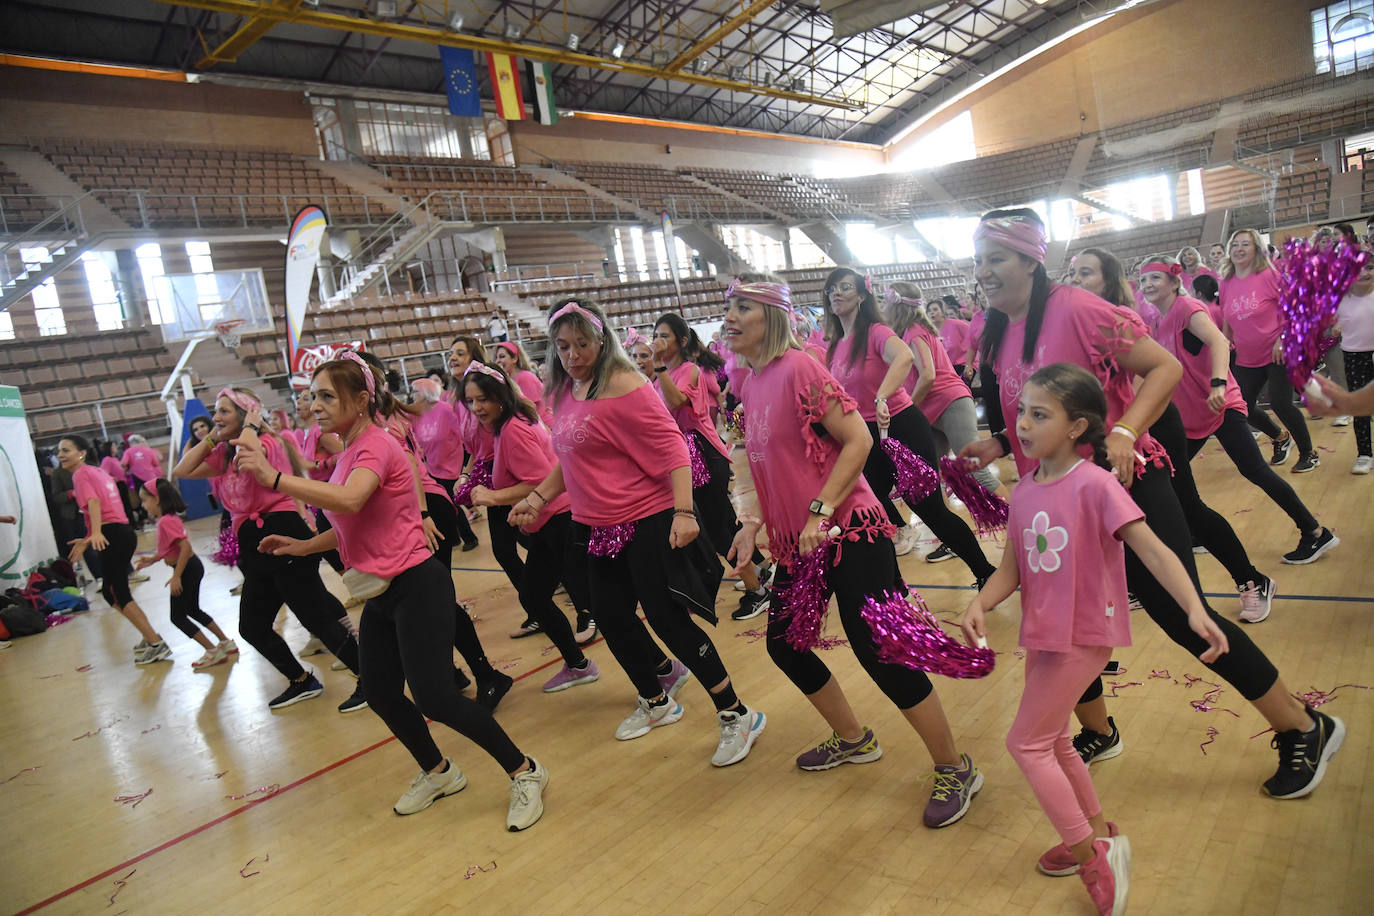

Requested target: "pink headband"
[
  {"left": 882, "top": 287, "right": 921, "bottom": 307},
  {"left": 726, "top": 279, "right": 792, "bottom": 311},
  {"left": 217, "top": 387, "right": 261, "bottom": 414},
  {"left": 624, "top": 327, "right": 649, "bottom": 348},
  {"left": 143, "top": 479, "right": 158, "bottom": 497},
  {"left": 550, "top": 301, "right": 603, "bottom": 334},
  {"left": 338, "top": 350, "right": 376, "bottom": 402},
  {"left": 495, "top": 341, "right": 519, "bottom": 358},
  {"left": 1140, "top": 261, "right": 1183, "bottom": 277},
  {"left": 464, "top": 361, "right": 505, "bottom": 382},
  {"left": 973, "top": 216, "right": 1047, "bottom": 264}
]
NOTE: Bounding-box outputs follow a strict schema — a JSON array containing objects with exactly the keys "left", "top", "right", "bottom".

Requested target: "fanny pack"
[{"left": 340, "top": 568, "right": 391, "bottom": 602}]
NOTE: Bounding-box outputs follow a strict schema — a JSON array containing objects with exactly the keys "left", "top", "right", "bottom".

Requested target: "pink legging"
[{"left": 1006, "top": 645, "right": 1113, "bottom": 848}]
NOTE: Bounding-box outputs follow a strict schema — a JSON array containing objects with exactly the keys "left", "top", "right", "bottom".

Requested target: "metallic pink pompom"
[
  {"left": 452, "top": 460, "right": 494, "bottom": 507},
  {"left": 772, "top": 540, "right": 836, "bottom": 651},
  {"left": 861, "top": 588, "right": 996, "bottom": 679},
  {"left": 588, "top": 521, "right": 637, "bottom": 558},
  {"left": 212, "top": 525, "right": 239, "bottom": 566},
  {"left": 880, "top": 434, "right": 938, "bottom": 504},
  {"left": 1279, "top": 238, "right": 1369, "bottom": 391},
  {"left": 685, "top": 434, "right": 710, "bottom": 488},
  {"left": 723, "top": 406, "right": 746, "bottom": 439},
  {"left": 940, "top": 456, "right": 1009, "bottom": 536}
]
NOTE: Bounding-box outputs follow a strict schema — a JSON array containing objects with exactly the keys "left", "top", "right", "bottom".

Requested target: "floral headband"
[
  {"left": 464, "top": 361, "right": 506, "bottom": 382},
  {"left": 217, "top": 387, "right": 261, "bottom": 414},
  {"left": 725, "top": 279, "right": 792, "bottom": 311},
  {"left": 549, "top": 301, "right": 603, "bottom": 334},
  {"left": 338, "top": 350, "right": 376, "bottom": 402}
]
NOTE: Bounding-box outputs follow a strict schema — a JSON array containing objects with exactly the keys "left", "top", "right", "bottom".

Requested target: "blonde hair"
[
  {"left": 883, "top": 280, "right": 936, "bottom": 338},
  {"left": 730, "top": 271, "right": 799, "bottom": 370},
  {"left": 1177, "top": 246, "right": 1204, "bottom": 270},
  {"left": 1221, "top": 228, "right": 1272, "bottom": 279},
  {"left": 545, "top": 299, "right": 639, "bottom": 403},
  {"left": 1140, "top": 253, "right": 1184, "bottom": 296}
]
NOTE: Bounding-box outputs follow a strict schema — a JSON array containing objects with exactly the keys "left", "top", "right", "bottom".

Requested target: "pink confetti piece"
[
  {"left": 108, "top": 868, "right": 136, "bottom": 906},
  {"left": 1014, "top": 648, "right": 1026, "bottom": 659},
  {"left": 493, "top": 658, "right": 521, "bottom": 671},
  {"left": 1317, "top": 445, "right": 1337, "bottom": 454},
  {"left": 207, "top": 770, "right": 229, "bottom": 780},
  {"left": 2, "top": 766, "right": 41, "bottom": 784},
  {"left": 240, "top": 854, "right": 269, "bottom": 878},
  {"left": 735, "top": 627, "right": 768, "bottom": 644},
  {"left": 463, "top": 861, "right": 498, "bottom": 880},
  {"left": 225, "top": 784, "right": 280, "bottom": 801},
  {"left": 1199, "top": 726, "right": 1220, "bottom": 756},
  {"left": 37, "top": 673, "right": 63, "bottom": 680},
  {"left": 1106, "top": 680, "right": 1143, "bottom": 698},
  {"left": 540, "top": 644, "right": 558, "bottom": 656},
  {"left": 1232, "top": 507, "right": 1253, "bottom": 515},
  {"left": 74, "top": 715, "right": 129, "bottom": 741},
  {"left": 114, "top": 788, "right": 153, "bottom": 809},
  {"left": 1182, "top": 673, "right": 1240, "bottom": 717},
  {"left": 140, "top": 725, "right": 162, "bottom": 735},
  {"left": 75, "top": 664, "right": 93, "bottom": 672},
  {"left": 1296, "top": 682, "right": 1371, "bottom": 709},
  {"left": 1148, "top": 669, "right": 1174, "bottom": 681},
  {"left": 814, "top": 636, "right": 850, "bottom": 651}
]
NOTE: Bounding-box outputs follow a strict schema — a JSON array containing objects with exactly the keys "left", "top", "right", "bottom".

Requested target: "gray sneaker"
[
  {"left": 393, "top": 759, "right": 467, "bottom": 815},
  {"left": 506, "top": 758, "right": 549, "bottom": 831},
  {"left": 658, "top": 659, "right": 691, "bottom": 699},
  {"left": 615, "top": 696, "right": 684, "bottom": 741},
  {"left": 711, "top": 707, "right": 766, "bottom": 767},
  {"left": 134, "top": 641, "right": 172, "bottom": 666},
  {"left": 923, "top": 753, "right": 983, "bottom": 828}
]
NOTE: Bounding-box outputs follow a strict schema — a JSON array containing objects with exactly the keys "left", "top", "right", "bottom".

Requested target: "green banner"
[{"left": 0, "top": 385, "right": 24, "bottom": 418}]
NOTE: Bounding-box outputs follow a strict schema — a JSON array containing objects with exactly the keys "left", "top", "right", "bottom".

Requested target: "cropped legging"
[
  {"left": 693, "top": 431, "right": 766, "bottom": 570},
  {"left": 862, "top": 404, "right": 995, "bottom": 580},
  {"left": 1186, "top": 408, "right": 1319, "bottom": 535},
  {"left": 433, "top": 476, "right": 477, "bottom": 545},
  {"left": 97, "top": 522, "right": 138, "bottom": 608},
  {"left": 167, "top": 555, "right": 219, "bottom": 639},
  {"left": 766, "top": 535, "right": 934, "bottom": 710},
  {"left": 1342, "top": 349, "right": 1374, "bottom": 456},
  {"left": 1232, "top": 361, "right": 1312, "bottom": 455}
]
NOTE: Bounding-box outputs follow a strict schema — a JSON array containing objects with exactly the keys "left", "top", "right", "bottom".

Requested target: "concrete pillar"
[{"left": 335, "top": 98, "right": 366, "bottom": 160}]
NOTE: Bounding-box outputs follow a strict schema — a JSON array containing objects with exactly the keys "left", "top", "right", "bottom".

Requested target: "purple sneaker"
[
  {"left": 923, "top": 753, "right": 983, "bottom": 828},
  {"left": 541, "top": 659, "right": 600, "bottom": 693},
  {"left": 796, "top": 728, "right": 883, "bottom": 771},
  {"left": 658, "top": 659, "right": 690, "bottom": 698}
]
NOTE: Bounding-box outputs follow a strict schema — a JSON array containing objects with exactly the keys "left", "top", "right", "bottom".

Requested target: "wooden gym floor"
[{"left": 2, "top": 422, "right": 1372, "bottom": 915}]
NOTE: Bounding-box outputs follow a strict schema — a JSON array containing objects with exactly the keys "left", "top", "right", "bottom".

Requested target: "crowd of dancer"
[{"left": 52, "top": 212, "right": 1366, "bottom": 914}]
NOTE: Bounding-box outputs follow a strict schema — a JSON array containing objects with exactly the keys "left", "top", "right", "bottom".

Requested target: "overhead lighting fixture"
[
  {"left": 302, "top": 0, "right": 319, "bottom": 7},
  {"left": 790, "top": 78, "right": 805, "bottom": 92},
  {"left": 504, "top": 22, "right": 522, "bottom": 39},
  {"left": 373, "top": 0, "right": 397, "bottom": 19},
  {"left": 446, "top": 11, "right": 464, "bottom": 31},
  {"left": 651, "top": 50, "right": 670, "bottom": 68},
  {"left": 729, "top": 65, "right": 746, "bottom": 81},
  {"left": 565, "top": 34, "right": 580, "bottom": 51},
  {"left": 611, "top": 41, "right": 625, "bottom": 59}
]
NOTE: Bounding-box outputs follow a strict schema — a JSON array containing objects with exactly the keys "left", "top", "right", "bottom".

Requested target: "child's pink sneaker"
[{"left": 1079, "top": 835, "right": 1130, "bottom": 915}]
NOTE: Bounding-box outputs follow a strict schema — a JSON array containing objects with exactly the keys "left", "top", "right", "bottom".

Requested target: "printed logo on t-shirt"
[
  {"left": 744, "top": 403, "right": 772, "bottom": 465},
  {"left": 550, "top": 413, "right": 591, "bottom": 456},
  {"left": 1023, "top": 510, "right": 1068, "bottom": 573}
]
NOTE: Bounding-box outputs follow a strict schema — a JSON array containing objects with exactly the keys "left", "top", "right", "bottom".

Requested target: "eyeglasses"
[{"left": 826, "top": 282, "right": 857, "bottom": 295}]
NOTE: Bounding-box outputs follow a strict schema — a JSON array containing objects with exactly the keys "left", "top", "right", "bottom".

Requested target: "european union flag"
[{"left": 440, "top": 46, "right": 481, "bottom": 117}]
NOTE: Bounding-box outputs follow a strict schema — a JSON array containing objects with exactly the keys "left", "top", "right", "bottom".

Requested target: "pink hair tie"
[
  {"left": 725, "top": 279, "right": 792, "bottom": 311},
  {"left": 464, "top": 361, "right": 506, "bottom": 382},
  {"left": 217, "top": 386, "right": 261, "bottom": 414},
  {"left": 1140, "top": 261, "right": 1184, "bottom": 277},
  {"left": 338, "top": 350, "right": 376, "bottom": 402},
  {"left": 973, "top": 216, "right": 1048, "bottom": 264},
  {"left": 549, "top": 301, "right": 604, "bottom": 334}
]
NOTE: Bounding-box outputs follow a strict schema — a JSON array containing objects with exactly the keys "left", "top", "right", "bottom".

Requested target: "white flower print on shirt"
[{"left": 1024, "top": 510, "right": 1069, "bottom": 573}]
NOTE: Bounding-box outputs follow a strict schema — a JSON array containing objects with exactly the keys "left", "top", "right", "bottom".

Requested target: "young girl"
[
  {"left": 625, "top": 327, "right": 655, "bottom": 377},
  {"left": 492, "top": 340, "right": 553, "bottom": 427},
  {"left": 962, "top": 363, "right": 1229, "bottom": 915},
  {"left": 1335, "top": 246, "right": 1374, "bottom": 473},
  {"left": 134, "top": 479, "right": 238, "bottom": 669}
]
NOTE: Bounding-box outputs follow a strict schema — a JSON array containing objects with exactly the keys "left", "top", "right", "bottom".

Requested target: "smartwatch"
[
  {"left": 808, "top": 499, "right": 835, "bottom": 518},
  {"left": 1209, "top": 378, "right": 1227, "bottom": 388}
]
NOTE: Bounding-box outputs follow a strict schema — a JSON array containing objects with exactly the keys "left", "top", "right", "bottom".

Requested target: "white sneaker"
[
  {"left": 134, "top": 641, "right": 172, "bottom": 665},
  {"left": 506, "top": 758, "right": 549, "bottom": 831},
  {"left": 615, "top": 696, "right": 684, "bottom": 741},
  {"left": 298, "top": 636, "right": 327, "bottom": 658},
  {"left": 393, "top": 759, "right": 467, "bottom": 815},
  {"left": 0, "top": 639, "right": 11, "bottom": 649},
  {"left": 212, "top": 639, "right": 239, "bottom": 665},
  {"left": 712, "top": 707, "right": 766, "bottom": 767},
  {"left": 1238, "top": 575, "right": 1276, "bottom": 624},
  {"left": 1353, "top": 456, "right": 1372, "bottom": 475},
  {"left": 893, "top": 527, "right": 917, "bottom": 557},
  {"left": 1333, "top": 415, "right": 1353, "bottom": 427}
]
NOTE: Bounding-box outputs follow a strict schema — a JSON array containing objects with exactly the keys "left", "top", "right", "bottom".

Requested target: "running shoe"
[
  {"left": 731, "top": 589, "right": 771, "bottom": 621},
  {"left": 658, "top": 659, "right": 691, "bottom": 698},
  {"left": 1282, "top": 527, "right": 1339, "bottom": 565},
  {"left": 1238, "top": 575, "right": 1276, "bottom": 623},
  {"left": 1291, "top": 452, "right": 1320, "bottom": 473},
  {"left": 615, "top": 696, "right": 684, "bottom": 741},
  {"left": 541, "top": 660, "right": 600, "bottom": 693},
  {"left": 1270, "top": 434, "right": 1293, "bottom": 465},
  {"left": 1263, "top": 707, "right": 1345, "bottom": 799},
  {"left": 394, "top": 759, "right": 466, "bottom": 815},
  {"left": 338, "top": 682, "right": 369, "bottom": 713},
  {"left": 574, "top": 611, "right": 598, "bottom": 645},
  {"left": 1039, "top": 822, "right": 1120, "bottom": 877},
  {"left": 134, "top": 641, "right": 172, "bottom": 666},
  {"left": 923, "top": 543, "right": 955, "bottom": 563},
  {"left": 1353, "top": 455, "right": 1373, "bottom": 475},
  {"left": 1079, "top": 835, "right": 1131, "bottom": 915},
  {"left": 1073, "top": 717, "right": 1123, "bottom": 765},
  {"left": 796, "top": 728, "right": 883, "bottom": 771},
  {"left": 923, "top": 753, "right": 982, "bottom": 828},
  {"left": 268, "top": 671, "right": 324, "bottom": 710},
  {"left": 506, "top": 758, "right": 548, "bottom": 831},
  {"left": 712, "top": 707, "right": 766, "bottom": 767}
]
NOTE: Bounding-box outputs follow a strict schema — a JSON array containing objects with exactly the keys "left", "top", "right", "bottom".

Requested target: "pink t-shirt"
[
  {"left": 299, "top": 424, "right": 334, "bottom": 481},
  {"left": 513, "top": 369, "right": 545, "bottom": 413},
  {"left": 1009, "top": 460, "right": 1142, "bottom": 651},
  {"left": 1337, "top": 288, "right": 1374, "bottom": 352},
  {"left": 1153, "top": 296, "right": 1247, "bottom": 439},
  {"left": 1219, "top": 267, "right": 1284, "bottom": 368},
  {"left": 827, "top": 324, "right": 915, "bottom": 422},
  {"left": 73, "top": 463, "right": 128, "bottom": 531},
  {"left": 658, "top": 361, "right": 729, "bottom": 459},
  {"left": 993, "top": 284, "right": 1169, "bottom": 477},
  {"left": 550, "top": 380, "right": 688, "bottom": 526},
  {"left": 122, "top": 445, "right": 163, "bottom": 482},
  {"left": 456, "top": 401, "right": 495, "bottom": 462},
  {"left": 202, "top": 436, "right": 296, "bottom": 532},
  {"left": 279, "top": 428, "right": 305, "bottom": 451},
  {"left": 967, "top": 311, "right": 987, "bottom": 368},
  {"left": 903, "top": 324, "right": 971, "bottom": 424},
  {"left": 1181, "top": 266, "right": 1217, "bottom": 296},
  {"left": 737, "top": 349, "right": 893, "bottom": 561},
  {"left": 493, "top": 416, "right": 571, "bottom": 533},
  {"left": 381, "top": 413, "right": 450, "bottom": 502},
  {"left": 100, "top": 456, "right": 125, "bottom": 482},
  {"left": 411, "top": 401, "right": 466, "bottom": 480},
  {"left": 940, "top": 318, "right": 970, "bottom": 364},
  {"left": 323, "top": 425, "right": 432, "bottom": 578},
  {"left": 152, "top": 513, "right": 190, "bottom": 564}
]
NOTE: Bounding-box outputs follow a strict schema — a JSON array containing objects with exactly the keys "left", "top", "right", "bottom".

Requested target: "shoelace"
[
  {"left": 510, "top": 771, "right": 536, "bottom": 807},
  {"left": 1270, "top": 731, "right": 1313, "bottom": 771},
  {"left": 720, "top": 713, "right": 745, "bottom": 742},
  {"left": 927, "top": 770, "right": 963, "bottom": 800}
]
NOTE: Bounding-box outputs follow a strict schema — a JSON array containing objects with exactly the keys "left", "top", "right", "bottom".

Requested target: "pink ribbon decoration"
[
  {"left": 452, "top": 460, "right": 493, "bottom": 507},
  {"left": 225, "top": 784, "right": 280, "bottom": 801},
  {"left": 588, "top": 521, "right": 637, "bottom": 558},
  {"left": 861, "top": 588, "right": 996, "bottom": 679},
  {"left": 217, "top": 387, "right": 261, "bottom": 414},
  {"left": 240, "top": 854, "right": 269, "bottom": 878},
  {"left": 1278, "top": 238, "right": 1368, "bottom": 391},
  {"left": 550, "top": 301, "right": 604, "bottom": 333},
  {"left": 1199, "top": 726, "right": 1220, "bottom": 756},
  {"left": 464, "top": 361, "right": 507, "bottom": 383},
  {"left": 464, "top": 861, "right": 498, "bottom": 880},
  {"left": 940, "top": 455, "right": 1010, "bottom": 535},
  {"left": 1106, "top": 680, "right": 1143, "bottom": 698},
  {"left": 880, "top": 432, "right": 939, "bottom": 504},
  {"left": 972, "top": 215, "right": 1048, "bottom": 263},
  {"left": 2, "top": 766, "right": 41, "bottom": 784},
  {"left": 725, "top": 279, "right": 793, "bottom": 311},
  {"left": 114, "top": 788, "right": 153, "bottom": 809},
  {"left": 108, "top": 869, "right": 136, "bottom": 907},
  {"left": 771, "top": 539, "right": 837, "bottom": 651}
]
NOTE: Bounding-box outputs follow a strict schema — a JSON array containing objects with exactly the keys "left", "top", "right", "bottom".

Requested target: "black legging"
[
  {"left": 488, "top": 505, "right": 525, "bottom": 587},
  {"left": 426, "top": 491, "right": 499, "bottom": 681},
  {"left": 433, "top": 476, "right": 478, "bottom": 545},
  {"left": 767, "top": 535, "right": 934, "bottom": 709},
  {"left": 360, "top": 557, "right": 525, "bottom": 774},
  {"left": 862, "top": 405, "right": 995, "bottom": 581},
  {"left": 1187, "top": 409, "right": 1319, "bottom": 534},
  {"left": 579, "top": 508, "right": 729, "bottom": 701},
  {"left": 167, "top": 555, "right": 217, "bottom": 638},
  {"left": 98, "top": 521, "right": 138, "bottom": 607},
  {"left": 694, "top": 431, "right": 766, "bottom": 570},
  {"left": 1232, "top": 362, "right": 1313, "bottom": 454},
  {"left": 1343, "top": 349, "right": 1374, "bottom": 456},
  {"left": 512, "top": 512, "right": 588, "bottom": 667},
  {"left": 236, "top": 512, "right": 360, "bottom": 681},
  {"left": 1150, "top": 404, "right": 1261, "bottom": 588},
  {"left": 311, "top": 509, "right": 345, "bottom": 573}
]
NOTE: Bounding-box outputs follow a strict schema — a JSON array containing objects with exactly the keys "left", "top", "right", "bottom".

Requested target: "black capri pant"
[
  {"left": 167, "top": 555, "right": 218, "bottom": 638},
  {"left": 98, "top": 521, "right": 138, "bottom": 608}
]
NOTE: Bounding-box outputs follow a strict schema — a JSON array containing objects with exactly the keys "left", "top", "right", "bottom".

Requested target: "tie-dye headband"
[
  {"left": 338, "top": 350, "right": 376, "bottom": 401},
  {"left": 726, "top": 279, "right": 792, "bottom": 311},
  {"left": 549, "top": 301, "right": 604, "bottom": 334}
]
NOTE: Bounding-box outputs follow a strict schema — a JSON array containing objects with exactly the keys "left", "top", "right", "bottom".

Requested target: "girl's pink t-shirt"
[
  {"left": 827, "top": 324, "right": 915, "bottom": 422},
  {"left": 550, "top": 380, "right": 688, "bottom": 527},
  {"left": 493, "top": 416, "right": 571, "bottom": 533},
  {"left": 100, "top": 456, "right": 125, "bottom": 481},
  {"left": 1219, "top": 267, "right": 1284, "bottom": 368},
  {"left": 1181, "top": 266, "right": 1217, "bottom": 296},
  {"left": 939, "top": 318, "right": 970, "bottom": 364},
  {"left": 410, "top": 401, "right": 466, "bottom": 480},
  {"left": 323, "top": 425, "right": 432, "bottom": 579},
  {"left": 658, "top": 361, "right": 729, "bottom": 459},
  {"left": 993, "top": 284, "right": 1169, "bottom": 477},
  {"left": 122, "top": 445, "right": 163, "bottom": 482},
  {"left": 202, "top": 435, "right": 296, "bottom": 532},
  {"left": 73, "top": 463, "right": 128, "bottom": 531},
  {"left": 1153, "top": 296, "right": 1247, "bottom": 439},
  {"left": 1009, "top": 460, "right": 1142, "bottom": 651},
  {"left": 153, "top": 513, "right": 190, "bottom": 564},
  {"left": 737, "top": 349, "right": 893, "bottom": 560},
  {"left": 513, "top": 369, "right": 546, "bottom": 416},
  {"left": 455, "top": 400, "right": 495, "bottom": 462},
  {"left": 902, "top": 324, "right": 971, "bottom": 424}
]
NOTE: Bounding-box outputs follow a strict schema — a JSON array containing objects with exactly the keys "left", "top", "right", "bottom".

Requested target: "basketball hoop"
[{"left": 213, "top": 319, "right": 247, "bottom": 349}]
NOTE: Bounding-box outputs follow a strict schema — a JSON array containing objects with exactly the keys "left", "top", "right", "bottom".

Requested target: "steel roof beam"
[
  {"left": 663, "top": 0, "right": 775, "bottom": 73},
  {"left": 196, "top": 0, "right": 303, "bottom": 68}
]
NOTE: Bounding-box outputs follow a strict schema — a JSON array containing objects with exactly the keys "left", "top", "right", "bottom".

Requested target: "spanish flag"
[{"left": 486, "top": 52, "right": 525, "bottom": 120}]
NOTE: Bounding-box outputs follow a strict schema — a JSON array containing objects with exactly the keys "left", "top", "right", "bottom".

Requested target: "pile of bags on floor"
[{"left": 0, "top": 560, "right": 89, "bottom": 639}]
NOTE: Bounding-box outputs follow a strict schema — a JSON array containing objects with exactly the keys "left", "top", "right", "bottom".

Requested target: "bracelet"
[
  {"left": 271, "top": 471, "right": 282, "bottom": 490},
  {"left": 738, "top": 513, "right": 763, "bottom": 526},
  {"left": 673, "top": 508, "right": 695, "bottom": 518},
  {"left": 246, "top": 423, "right": 262, "bottom": 434},
  {"left": 1209, "top": 378, "right": 1227, "bottom": 388},
  {"left": 875, "top": 395, "right": 887, "bottom": 402},
  {"left": 654, "top": 366, "right": 667, "bottom": 374},
  {"left": 529, "top": 490, "right": 547, "bottom": 506},
  {"left": 1110, "top": 424, "right": 1138, "bottom": 442},
  {"left": 420, "top": 510, "right": 431, "bottom": 519}
]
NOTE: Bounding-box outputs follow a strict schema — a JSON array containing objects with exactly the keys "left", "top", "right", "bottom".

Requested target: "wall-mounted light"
[
  {"left": 504, "top": 22, "right": 522, "bottom": 39},
  {"left": 373, "top": 1, "right": 397, "bottom": 19}
]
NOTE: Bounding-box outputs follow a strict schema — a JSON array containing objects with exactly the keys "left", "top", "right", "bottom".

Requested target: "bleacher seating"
[
  {"left": 371, "top": 157, "right": 604, "bottom": 221},
  {"left": 0, "top": 166, "right": 56, "bottom": 233},
  {"left": 1236, "top": 73, "right": 1374, "bottom": 152},
  {"left": 1064, "top": 215, "right": 1207, "bottom": 268},
  {"left": 780, "top": 262, "right": 972, "bottom": 309},
  {"left": 914, "top": 139, "right": 1079, "bottom": 216},
  {"left": 684, "top": 168, "right": 843, "bottom": 220},
  {"left": 563, "top": 162, "right": 769, "bottom": 221},
  {"left": 1272, "top": 164, "right": 1332, "bottom": 226}
]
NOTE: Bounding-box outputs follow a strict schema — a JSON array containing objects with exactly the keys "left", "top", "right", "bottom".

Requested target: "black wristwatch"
[
  {"left": 654, "top": 366, "right": 667, "bottom": 374},
  {"left": 1209, "top": 378, "right": 1227, "bottom": 388}
]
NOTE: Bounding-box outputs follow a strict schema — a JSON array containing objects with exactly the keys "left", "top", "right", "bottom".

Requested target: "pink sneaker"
[
  {"left": 1079, "top": 835, "right": 1131, "bottom": 915},
  {"left": 541, "top": 659, "right": 600, "bottom": 693},
  {"left": 1037, "top": 822, "right": 1119, "bottom": 876}
]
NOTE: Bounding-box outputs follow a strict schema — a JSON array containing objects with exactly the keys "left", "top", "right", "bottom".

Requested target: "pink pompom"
[
  {"left": 940, "top": 456, "right": 1009, "bottom": 536},
  {"left": 861, "top": 588, "right": 996, "bottom": 679},
  {"left": 1279, "top": 238, "right": 1369, "bottom": 391},
  {"left": 452, "top": 460, "right": 493, "bottom": 508},
  {"left": 723, "top": 406, "right": 746, "bottom": 439},
  {"left": 212, "top": 525, "right": 239, "bottom": 566},
  {"left": 685, "top": 434, "right": 710, "bottom": 488},
  {"left": 772, "top": 540, "right": 836, "bottom": 651},
  {"left": 587, "top": 521, "right": 637, "bottom": 558},
  {"left": 880, "top": 434, "right": 938, "bottom": 504}
]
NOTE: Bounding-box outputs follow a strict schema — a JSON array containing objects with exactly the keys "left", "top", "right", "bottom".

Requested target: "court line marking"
[{"left": 13, "top": 652, "right": 573, "bottom": 915}]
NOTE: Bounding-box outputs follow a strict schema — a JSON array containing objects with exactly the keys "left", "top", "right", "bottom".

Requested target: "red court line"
[{"left": 13, "top": 652, "right": 573, "bottom": 915}]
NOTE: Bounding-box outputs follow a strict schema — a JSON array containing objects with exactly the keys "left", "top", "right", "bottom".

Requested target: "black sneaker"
[
  {"left": 509, "top": 619, "right": 542, "bottom": 639},
  {"left": 1282, "top": 527, "right": 1339, "bottom": 565},
  {"left": 1270, "top": 434, "right": 1293, "bottom": 465},
  {"left": 269, "top": 672, "right": 325, "bottom": 710},
  {"left": 476, "top": 672, "right": 514, "bottom": 712},
  {"left": 732, "top": 589, "right": 771, "bottom": 621},
  {"left": 461, "top": 538, "right": 479, "bottom": 552},
  {"left": 1263, "top": 707, "right": 1346, "bottom": 799},
  {"left": 756, "top": 562, "right": 775, "bottom": 589},
  {"left": 1072, "top": 716, "right": 1123, "bottom": 765},
  {"left": 924, "top": 543, "right": 955, "bottom": 563},
  {"left": 338, "top": 682, "right": 369, "bottom": 714},
  {"left": 574, "top": 611, "right": 597, "bottom": 646},
  {"left": 1290, "top": 451, "right": 1320, "bottom": 473}
]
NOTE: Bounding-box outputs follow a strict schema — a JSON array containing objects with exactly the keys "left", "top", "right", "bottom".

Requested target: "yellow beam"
[
  {"left": 197, "top": 0, "right": 302, "bottom": 68},
  {"left": 148, "top": 0, "right": 863, "bottom": 111},
  {"left": 664, "top": 0, "right": 774, "bottom": 74}
]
